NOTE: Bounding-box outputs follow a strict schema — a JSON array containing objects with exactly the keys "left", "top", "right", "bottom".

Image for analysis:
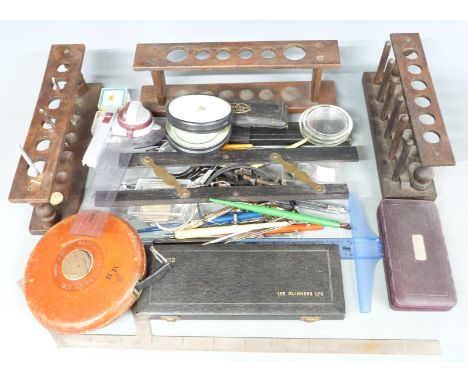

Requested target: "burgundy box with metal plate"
[{"left": 377, "top": 199, "right": 457, "bottom": 311}]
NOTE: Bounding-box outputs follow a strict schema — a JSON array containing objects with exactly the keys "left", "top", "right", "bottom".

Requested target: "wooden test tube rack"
[
  {"left": 362, "top": 33, "right": 455, "bottom": 200},
  {"left": 133, "top": 40, "right": 341, "bottom": 115},
  {"left": 9, "top": 44, "right": 102, "bottom": 234}
]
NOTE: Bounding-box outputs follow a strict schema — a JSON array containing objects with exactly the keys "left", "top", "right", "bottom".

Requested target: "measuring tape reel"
[{"left": 24, "top": 213, "right": 146, "bottom": 334}]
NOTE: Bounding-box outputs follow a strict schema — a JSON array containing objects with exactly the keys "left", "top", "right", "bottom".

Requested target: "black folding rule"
[
  {"left": 96, "top": 184, "right": 349, "bottom": 207},
  {"left": 127, "top": 146, "right": 359, "bottom": 167}
]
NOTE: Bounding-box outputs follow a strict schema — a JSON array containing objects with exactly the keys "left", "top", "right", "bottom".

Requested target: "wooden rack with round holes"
[
  {"left": 133, "top": 41, "right": 340, "bottom": 115},
  {"left": 8, "top": 44, "right": 103, "bottom": 234},
  {"left": 362, "top": 33, "right": 455, "bottom": 200}
]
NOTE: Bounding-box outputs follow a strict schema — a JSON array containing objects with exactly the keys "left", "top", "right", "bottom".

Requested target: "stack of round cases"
[{"left": 166, "top": 94, "right": 232, "bottom": 155}]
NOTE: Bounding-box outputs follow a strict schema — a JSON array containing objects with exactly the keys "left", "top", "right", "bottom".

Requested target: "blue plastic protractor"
[{"left": 348, "top": 192, "right": 382, "bottom": 313}]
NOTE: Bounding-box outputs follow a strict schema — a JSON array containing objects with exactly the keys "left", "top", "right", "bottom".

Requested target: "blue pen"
[
  {"left": 137, "top": 227, "right": 162, "bottom": 233},
  {"left": 137, "top": 223, "right": 182, "bottom": 233},
  {"left": 208, "top": 211, "right": 263, "bottom": 225}
]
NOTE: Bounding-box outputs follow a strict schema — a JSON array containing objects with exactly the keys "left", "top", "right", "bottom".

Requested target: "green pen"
[{"left": 209, "top": 198, "right": 351, "bottom": 230}]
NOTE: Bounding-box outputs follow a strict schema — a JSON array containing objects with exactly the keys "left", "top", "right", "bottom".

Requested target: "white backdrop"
[{"left": 1, "top": 21, "right": 467, "bottom": 378}]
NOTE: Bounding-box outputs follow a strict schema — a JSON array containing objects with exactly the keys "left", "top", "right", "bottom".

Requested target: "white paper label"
[
  {"left": 313, "top": 165, "right": 336, "bottom": 183},
  {"left": 412, "top": 234, "right": 427, "bottom": 261}
]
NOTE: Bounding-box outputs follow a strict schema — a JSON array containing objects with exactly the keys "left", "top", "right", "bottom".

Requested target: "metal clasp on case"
[
  {"left": 160, "top": 316, "right": 181, "bottom": 322},
  {"left": 300, "top": 316, "right": 321, "bottom": 323}
]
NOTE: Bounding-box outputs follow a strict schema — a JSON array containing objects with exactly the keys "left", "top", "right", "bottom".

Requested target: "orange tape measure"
[{"left": 24, "top": 213, "right": 146, "bottom": 334}]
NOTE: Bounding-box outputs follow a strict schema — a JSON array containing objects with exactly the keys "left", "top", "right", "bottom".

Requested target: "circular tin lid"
[
  {"left": 167, "top": 94, "right": 232, "bottom": 132},
  {"left": 24, "top": 213, "right": 146, "bottom": 334}
]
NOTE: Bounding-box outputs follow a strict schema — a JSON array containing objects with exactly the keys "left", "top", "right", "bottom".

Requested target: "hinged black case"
[{"left": 135, "top": 244, "right": 345, "bottom": 320}]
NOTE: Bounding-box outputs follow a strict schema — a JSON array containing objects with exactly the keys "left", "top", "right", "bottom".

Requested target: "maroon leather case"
[{"left": 377, "top": 199, "right": 457, "bottom": 311}]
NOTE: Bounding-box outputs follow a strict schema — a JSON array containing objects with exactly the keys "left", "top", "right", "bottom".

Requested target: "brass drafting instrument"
[
  {"left": 270, "top": 152, "right": 325, "bottom": 193},
  {"left": 142, "top": 156, "right": 190, "bottom": 198}
]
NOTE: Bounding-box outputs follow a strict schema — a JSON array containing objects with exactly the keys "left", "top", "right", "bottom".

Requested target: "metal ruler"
[{"left": 51, "top": 315, "right": 440, "bottom": 355}]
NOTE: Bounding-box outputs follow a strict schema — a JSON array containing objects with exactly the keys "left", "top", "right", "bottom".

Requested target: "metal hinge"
[
  {"left": 160, "top": 316, "right": 181, "bottom": 322},
  {"left": 300, "top": 316, "right": 321, "bottom": 323}
]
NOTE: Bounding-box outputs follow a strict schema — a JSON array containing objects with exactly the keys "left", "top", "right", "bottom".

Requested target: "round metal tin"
[{"left": 166, "top": 94, "right": 232, "bottom": 133}]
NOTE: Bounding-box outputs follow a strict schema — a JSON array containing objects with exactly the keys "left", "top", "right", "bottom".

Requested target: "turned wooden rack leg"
[
  {"left": 151, "top": 71, "right": 167, "bottom": 105},
  {"left": 311, "top": 68, "right": 323, "bottom": 102}
]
